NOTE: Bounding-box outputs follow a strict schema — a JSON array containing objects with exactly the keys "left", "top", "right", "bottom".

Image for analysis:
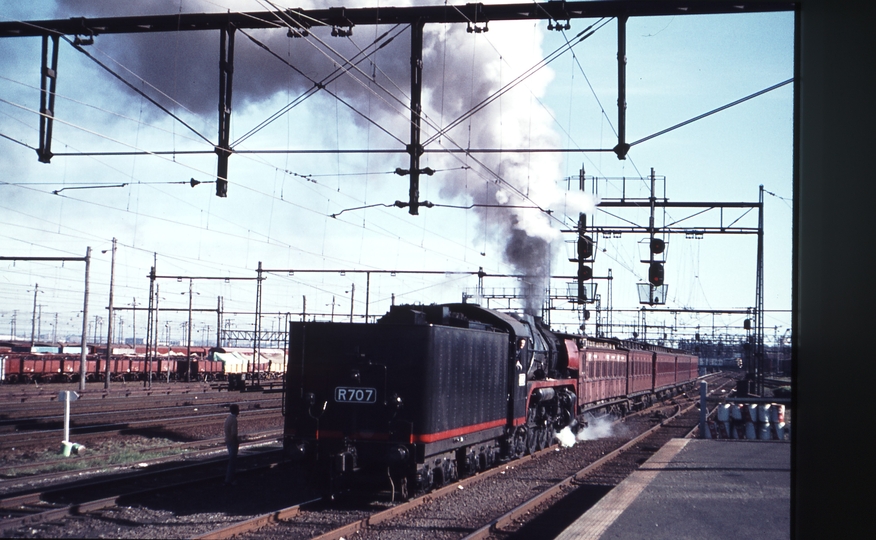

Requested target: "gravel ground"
[
  {"left": 4, "top": 376, "right": 776, "bottom": 539},
  {"left": 228, "top": 411, "right": 662, "bottom": 540},
  {"left": 2, "top": 413, "right": 652, "bottom": 539},
  {"left": 2, "top": 457, "right": 310, "bottom": 539}
]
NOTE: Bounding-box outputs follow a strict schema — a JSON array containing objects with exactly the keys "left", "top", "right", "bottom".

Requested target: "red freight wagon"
[{"left": 60, "top": 359, "right": 77, "bottom": 380}]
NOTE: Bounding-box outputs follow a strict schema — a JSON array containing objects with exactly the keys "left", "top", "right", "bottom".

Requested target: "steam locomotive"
[{"left": 282, "top": 303, "right": 698, "bottom": 498}]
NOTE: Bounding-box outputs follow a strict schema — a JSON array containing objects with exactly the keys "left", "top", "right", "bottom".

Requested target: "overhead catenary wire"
[
  {"left": 0, "top": 73, "right": 214, "bottom": 152},
  {"left": 422, "top": 18, "right": 611, "bottom": 147},
  {"left": 0, "top": 131, "right": 35, "bottom": 150},
  {"left": 231, "top": 24, "right": 408, "bottom": 148},
  {"left": 329, "top": 200, "right": 542, "bottom": 218},
  {"left": 255, "top": 0, "right": 606, "bottom": 223},
  {"left": 3, "top": 6, "right": 604, "bottom": 228},
  {"left": 62, "top": 36, "right": 214, "bottom": 146},
  {"left": 256, "top": 0, "right": 419, "bottom": 136},
  {"left": 629, "top": 78, "right": 794, "bottom": 148},
  {"left": 1, "top": 94, "right": 487, "bottom": 267},
  {"left": 0, "top": 143, "right": 489, "bottom": 300},
  {"left": 6, "top": 152, "right": 483, "bottom": 274}
]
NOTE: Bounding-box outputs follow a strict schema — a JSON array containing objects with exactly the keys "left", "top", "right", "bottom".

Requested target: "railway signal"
[
  {"left": 576, "top": 213, "right": 596, "bottom": 303},
  {"left": 648, "top": 262, "right": 664, "bottom": 287}
]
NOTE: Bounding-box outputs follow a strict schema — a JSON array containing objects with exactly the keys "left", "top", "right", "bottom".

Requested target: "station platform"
[{"left": 556, "top": 438, "right": 790, "bottom": 540}]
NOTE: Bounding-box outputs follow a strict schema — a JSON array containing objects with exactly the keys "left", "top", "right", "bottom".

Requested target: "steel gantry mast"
[{"left": 570, "top": 172, "right": 766, "bottom": 388}]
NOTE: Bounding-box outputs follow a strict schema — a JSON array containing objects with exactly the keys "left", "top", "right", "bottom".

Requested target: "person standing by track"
[{"left": 224, "top": 404, "right": 240, "bottom": 486}]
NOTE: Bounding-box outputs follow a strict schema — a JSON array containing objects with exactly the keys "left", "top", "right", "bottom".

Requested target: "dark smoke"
[
  {"left": 504, "top": 227, "right": 554, "bottom": 315},
  {"left": 51, "top": 1, "right": 412, "bottom": 124}
]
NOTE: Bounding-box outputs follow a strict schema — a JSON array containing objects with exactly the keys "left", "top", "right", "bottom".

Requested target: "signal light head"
[
  {"left": 650, "top": 238, "right": 665, "bottom": 254},
  {"left": 578, "top": 235, "right": 594, "bottom": 261},
  {"left": 648, "top": 262, "right": 664, "bottom": 287},
  {"left": 578, "top": 265, "right": 593, "bottom": 281}
]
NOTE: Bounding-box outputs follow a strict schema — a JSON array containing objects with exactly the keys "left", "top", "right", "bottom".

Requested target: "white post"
[
  {"left": 699, "top": 381, "right": 710, "bottom": 438},
  {"left": 63, "top": 397, "right": 71, "bottom": 442},
  {"left": 59, "top": 390, "right": 78, "bottom": 444}
]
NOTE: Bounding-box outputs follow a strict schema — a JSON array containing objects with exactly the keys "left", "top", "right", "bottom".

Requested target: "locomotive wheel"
[
  {"left": 486, "top": 447, "right": 496, "bottom": 468},
  {"left": 512, "top": 428, "right": 527, "bottom": 458},
  {"left": 526, "top": 428, "right": 538, "bottom": 455},
  {"left": 541, "top": 428, "right": 554, "bottom": 449},
  {"left": 535, "top": 427, "right": 546, "bottom": 451},
  {"left": 396, "top": 476, "right": 410, "bottom": 501}
]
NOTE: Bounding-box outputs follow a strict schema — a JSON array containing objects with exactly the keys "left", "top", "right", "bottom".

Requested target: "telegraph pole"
[
  {"left": 79, "top": 247, "right": 91, "bottom": 392},
  {"left": 253, "top": 261, "right": 263, "bottom": 387},
  {"left": 186, "top": 279, "right": 193, "bottom": 382},
  {"left": 131, "top": 297, "right": 138, "bottom": 347},
  {"left": 30, "top": 283, "right": 39, "bottom": 346},
  {"left": 217, "top": 296, "right": 223, "bottom": 347},
  {"left": 103, "top": 238, "right": 116, "bottom": 390}
]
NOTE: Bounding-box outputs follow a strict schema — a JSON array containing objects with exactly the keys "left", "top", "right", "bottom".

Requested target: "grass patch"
[
  {"left": 1, "top": 438, "right": 183, "bottom": 478},
  {"left": 106, "top": 448, "right": 177, "bottom": 465}
]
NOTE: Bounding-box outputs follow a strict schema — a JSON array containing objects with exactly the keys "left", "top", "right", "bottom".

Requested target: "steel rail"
[
  {"left": 193, "top": 375, "right": 728, "bottom": 540},
  {"left": 0, "top": 396, "right": 281, "bottom": 425},
  {"left": 0, "top": 407, "right": 281, "bottom": 449},
  {"left": 0, "top": 463, "right": 265, "bottom": 534},
  {"left": 460, "top": 375, "right": 735, "bottom": 539},
  {"left": 0, "top": 429, "right": 281, "bottom": 483},
  {"left": 194, "top": 444, "right": 551, "bottom": 540}
]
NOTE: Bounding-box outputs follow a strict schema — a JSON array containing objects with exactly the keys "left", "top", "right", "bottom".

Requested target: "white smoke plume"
[
  {"left": 556, "top": 425, "right": 578, "bottom": 448},
  {"left": 576, "top": 414, "right": 618, "bottom": 441},
  {"left": 555, "top": 413, "right": 626, "bottom": 448}
]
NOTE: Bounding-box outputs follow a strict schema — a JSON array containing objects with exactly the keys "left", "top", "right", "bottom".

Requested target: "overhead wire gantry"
[{"left": 0, "top": 1, "right": 793, "bottom": 211}]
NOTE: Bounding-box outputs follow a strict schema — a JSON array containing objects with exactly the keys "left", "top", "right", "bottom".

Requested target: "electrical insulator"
[{"left": 648, "top": 262, "right": 664, "bottom": 287}]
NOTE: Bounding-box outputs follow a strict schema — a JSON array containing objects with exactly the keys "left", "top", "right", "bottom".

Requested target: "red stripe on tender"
[
  {"left": 315, "top": 420, "right": 508, "bottom": 443},
  {"left": 313, "top": 416, "right": 533, "bottom": 443},
  {"left": 412, "top": 418, "right": 507, "bottom": 443}
]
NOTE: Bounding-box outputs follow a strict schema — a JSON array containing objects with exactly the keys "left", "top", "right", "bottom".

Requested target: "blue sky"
[{"left": 0, "top": 1, "right": 794, "bottom": 346}]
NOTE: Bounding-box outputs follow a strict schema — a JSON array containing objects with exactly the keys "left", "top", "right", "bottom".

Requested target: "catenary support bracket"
[
  {"left": 407, "top": 20, "right": 425, "bottom": 215},
  {"left": 613, "top": 16, "right": 629, "bottom": 160},
  {"left": 37, "top": 34, "right": 60, "bottom": 164},
  {"left": 216, "top": 24, "right": 235, "bottom": 197}
]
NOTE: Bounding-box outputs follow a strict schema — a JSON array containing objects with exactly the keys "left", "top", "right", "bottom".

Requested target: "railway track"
[
  {"left": 0, "top": 382, "right": 221, "bottom": 403},
  {"left": 0, "top": 375, "right": 738, "bottom": 538},
  {"left": 0, "top": 406, "right": 282, "bottom": 451},
  {"left": 0, "top": 391, "right": 279, "bottom": 421},
  {"left": 0, "top": 437, "right": 285, "bottom": 537},
  {"left": 0, "top": 399, "right": 281, "bottom": 432},
  {"left": 0, "top": 429, "right": 283, "bottom": 492},
  {"left": 193, "top": 374, "right": 737, "bottom": 540},
  {"left": 469, "top": 396, "right": 712, "bottom": 539}
]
